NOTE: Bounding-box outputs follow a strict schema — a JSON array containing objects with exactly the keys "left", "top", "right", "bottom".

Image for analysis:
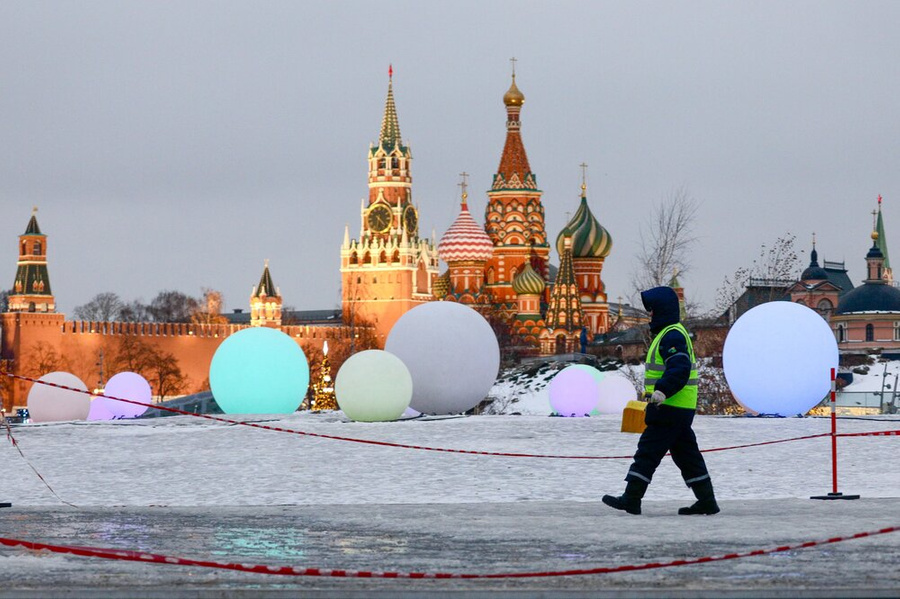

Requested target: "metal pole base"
[
  {"left": 811, "top": 492, "right": 860, "bottom": 500},
  {"left": 0, "top": 502, "right": 11, "bottom": 508}
]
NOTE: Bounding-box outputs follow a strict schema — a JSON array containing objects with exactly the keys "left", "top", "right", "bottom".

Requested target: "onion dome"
[
  {"left": 433, "top": 270, "right": 450, "bottom": 298},
  {"left": 438, "top": 191, "right": 494, "bottom": 263},
  {"left": 555, "top": 187, "right": 612, "bottom": 259},
  {"left": 801, "top": 238, "right": 828, "bottom": 281},
  {"left": 512, "top": 262, "right": 546, "bottom": 295},
  {"left": 503, "top": 74, "right": 525, "bottom": 107},
  {"left": 836, "top": 284, "right": 900, "bottom": 313}
]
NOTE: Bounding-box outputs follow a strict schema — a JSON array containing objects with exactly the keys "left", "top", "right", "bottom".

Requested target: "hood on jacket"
[{"left": 640, "top": 286, "right": 680, "bottom": 335}]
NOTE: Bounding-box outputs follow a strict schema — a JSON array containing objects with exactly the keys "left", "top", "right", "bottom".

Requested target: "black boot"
[
  {"left": 602, "top": 480, "right": 647, "bottom": 515},
  {"left": 679, "top": 479, "right": 720, "bottom": 515}
]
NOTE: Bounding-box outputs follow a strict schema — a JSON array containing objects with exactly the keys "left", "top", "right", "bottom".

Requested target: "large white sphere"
[
  {"left": 385, "top": 302, "right": 500, "bottom": 414},
  {"left": 336, "top": 350, "right": 412, "bottom": 422},
  {"left": 595, "top": 374, "right": 638, "bottom": 414},
  {"left": 724, "top": 301, "right": 838, "bottom": 416},
  {"left": 27, "top": 372, "right": 90, "bottom": 422}
]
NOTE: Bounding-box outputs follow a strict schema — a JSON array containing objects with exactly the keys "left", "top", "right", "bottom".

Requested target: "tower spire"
[
  {"left": 875, "top": 194, "right": 892, "bottom": 280},
  {"left": 379, "top": 66, "right": 402, "bottom": 150}
]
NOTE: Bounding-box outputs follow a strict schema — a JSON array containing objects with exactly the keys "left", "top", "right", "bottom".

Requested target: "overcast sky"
[{"left": 2, "top": 1, "right": 898, "bottom": 316}]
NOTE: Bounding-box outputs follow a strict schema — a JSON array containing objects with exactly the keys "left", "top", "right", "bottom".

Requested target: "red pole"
[
  {"left": 811, "top": 369, "right": 858, "bottom": 500},
  {"left": 830, "top": 367, "right": 838, "bottom": 494}
]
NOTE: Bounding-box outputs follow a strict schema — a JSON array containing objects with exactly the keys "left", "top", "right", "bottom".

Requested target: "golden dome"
[
  {"left": 872, "top": 230, "right": 880, "bottom": 241},
  {"left": 503, "top": 75, "right": 525, "bottom": 107}
]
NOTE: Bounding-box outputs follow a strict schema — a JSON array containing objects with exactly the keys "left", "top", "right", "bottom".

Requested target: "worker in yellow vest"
[{"left": 602, "top": 286, "right": 719, "bottom": 515}]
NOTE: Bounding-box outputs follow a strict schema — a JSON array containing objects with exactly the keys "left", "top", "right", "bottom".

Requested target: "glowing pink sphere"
[
  {"left": 87, "top": 399, "right": 116, "bottom": 421},
  {"left": 102, "top": 372, "right": 153, "bottom": 418},
  {"left": 549, "top": 366, "right": 599, "bottom": 417}
]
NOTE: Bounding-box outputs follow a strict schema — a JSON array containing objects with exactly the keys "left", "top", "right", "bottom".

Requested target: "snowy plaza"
[{"left": 2, "top": 412, "right": 899, "bottom": 597}]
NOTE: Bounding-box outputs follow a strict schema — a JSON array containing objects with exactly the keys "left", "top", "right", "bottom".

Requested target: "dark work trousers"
[{"left": 624, "top": 403, "right": 710, "bottom": 488}]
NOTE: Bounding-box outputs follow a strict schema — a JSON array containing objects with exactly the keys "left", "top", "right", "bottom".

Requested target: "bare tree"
[
  {"left": 73, "top": 292, "right": 124, "bottom": 321},
  {"left": 148, "top": 290, "right": 199, "bottom": 323},
  {"left": 715, "top": 233, "right": 803, "bottom": 316},
  {"left": 631, "top": 186, "right": 699, "bottom": 296},
  {"left": 119, "top": 300, "right": 152, "bottom": 322},
  {"left": 191, "top": 288, "right": 228, "bottom": 325},
  {"left": 24, "top": 341, "right": 70, "bottom": 377}
]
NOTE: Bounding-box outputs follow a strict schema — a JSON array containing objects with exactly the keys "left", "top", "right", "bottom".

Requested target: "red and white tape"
[{"left": 1, "top": 525, "right": 897, "bottom": 578}]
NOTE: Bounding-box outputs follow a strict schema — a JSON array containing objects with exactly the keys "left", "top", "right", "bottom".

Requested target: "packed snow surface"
[{"left": 3, "top": 412, "right": 898, "bottom": 507}]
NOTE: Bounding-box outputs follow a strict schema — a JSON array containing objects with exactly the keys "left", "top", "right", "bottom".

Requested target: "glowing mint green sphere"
[
  {"left": 209, "top": 327, "right": 309, "bottom": 414},
  {"left": 336, "top": 350, "right": 412, "bottom": 422}
]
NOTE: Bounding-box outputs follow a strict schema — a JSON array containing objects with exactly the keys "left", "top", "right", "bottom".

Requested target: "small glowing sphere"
[
  {"left": 549, "top": 366, "right": 599, "bottom": 416},
  {"left": 87, "top": 398, "right": 116, "bottom": 421},
  {"left": 724, "top": 301, "right": 838, "bottom": 416},
  {"left": 336, "top": 350, "right": 412, "bottom": 422},
  {"left": 595, "top": 374, "right": 638, "bottom": 414},
  {"left": 209, "top": 327, "right": 310, "bottom": 414},
  {"left": 102, "top": 372, "right": 153, "bottom": 418},
  {"left": 385, "top": 302, "right": 500, "bottom": 415},
  {"left": 27, "top": 372, "right": 90, "bottom": 422}
]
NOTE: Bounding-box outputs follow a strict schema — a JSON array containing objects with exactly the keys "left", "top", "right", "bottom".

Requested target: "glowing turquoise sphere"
[{"left": 209, "top": 327, "right": 310, "bottom": 414}]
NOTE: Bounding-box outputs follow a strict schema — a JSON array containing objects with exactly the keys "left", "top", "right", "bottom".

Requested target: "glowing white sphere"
[
  {"left": 210, "top": 327, "right": 310, "bottom": 414},
  {"left": 724, "top": 301, "right": 838, "bottom": 416},
  {"left": 595, "top": 374, "right": 638, "bottom": 414},
  {"left": 549, "top": 366, "right": 599, "bottom": 417},
  {"left": 336, "top": 350, "right": 412, "bottom": 422},
  {"left": 103, "top": 372, "right": 153, "bottom": 418},
  {"left": 27, "top": 372, "right": 90, "bottom": 422},
  {"left": 385, "top": 302, "right": 500, "bottom": 415}
]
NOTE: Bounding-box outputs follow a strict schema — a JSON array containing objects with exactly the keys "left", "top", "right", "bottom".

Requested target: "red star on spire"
[
  {"left": 879, "top": 194, "right": 883, "bottom": 205},
  {"left": 389, "top": 64, "right": 393, "bottom": 80}
]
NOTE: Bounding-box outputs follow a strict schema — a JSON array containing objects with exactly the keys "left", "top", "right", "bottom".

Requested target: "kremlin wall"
[{"left": 1, "top": 68, "right": 650, "bottom": 414}]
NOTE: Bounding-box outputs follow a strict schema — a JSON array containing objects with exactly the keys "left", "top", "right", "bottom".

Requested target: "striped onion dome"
[
  {"left": 556, "top": 192, "right": 612, "bottom": 259},
  {"left": 433, "top": 270, "right": 450, "bottom": 298},
  {"left": 512, "top": 262, "right": 546, "bottom": 295},
  {"left": 438, "top": 196, "right": 494, "bottom": 263}
]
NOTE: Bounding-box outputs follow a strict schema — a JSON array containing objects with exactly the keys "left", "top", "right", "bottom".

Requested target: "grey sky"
[{"left": 2, "top": 1, "right": 898, "bottom": 316}]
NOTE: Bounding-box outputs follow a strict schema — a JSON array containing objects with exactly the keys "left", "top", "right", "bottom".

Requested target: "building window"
[
  {"left": 816, "top": 298, "right": 833, "bottom": 320},
  {"left": 866, "top": 324, "right": 875, "bottom": 342},
  {"left": 837, "top": 323, "right": 845, "bottom": 343},
  {"left": 894, "top": 322, "right": 900, "bottom": 342},
  {"left": 33, "top": 241, "right": 42, "bottom": 255}
]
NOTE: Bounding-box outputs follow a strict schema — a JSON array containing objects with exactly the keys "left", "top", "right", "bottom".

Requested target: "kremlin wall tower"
[{"left": 1, "top": 66, "right": 634, "bottom": 414}]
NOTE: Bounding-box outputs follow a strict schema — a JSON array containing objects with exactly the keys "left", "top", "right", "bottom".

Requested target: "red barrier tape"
[
  {"left": 1, "top": 525, "right": 898, "bottom": 578},
  {"left": 4, "top": 373, "right": 842, "bottom": 459},
  {"left": 838, "top": 430, "right": 900, "bottom": 437}
]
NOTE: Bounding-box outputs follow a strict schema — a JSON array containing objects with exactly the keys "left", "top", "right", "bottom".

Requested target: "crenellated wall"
[{"left": 0, "top": 313, "right": 354, "bottom": 412}]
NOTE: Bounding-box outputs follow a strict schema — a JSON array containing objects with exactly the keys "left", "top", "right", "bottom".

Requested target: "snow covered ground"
[
  {"left": 2, "top": 411, "right": 898, "bottom": 506},
  {"left": 2, "top": 410, "right": 899, "bottom": 596}
]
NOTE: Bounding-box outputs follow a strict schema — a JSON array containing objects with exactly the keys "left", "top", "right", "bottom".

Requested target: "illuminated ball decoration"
[
  {"left": 335, "top": 350, "right": 412, "bottom": 422},
  {"left": 103, "top": 372, "right": 152, "bottom": 419},
  {"left": 385, "top": 302, "right": 500, "bottom": 415},
  {"left": 595, "top": 374, "right": 638, "bottom": 414},
  {"left": 27, "top": 372, "right": 90, "bottom": 423},
  {"left": 87, "top": 398, "right": 115, "bottom": 421},
  {"left": 549, "top": 366, "right": 599, "bottom": 416},
  {"left": 724, "top": 301, "right": 838, "bottom": 416},
  {"left": 209, "top": 327, "right": 309, "bottom": 414}
]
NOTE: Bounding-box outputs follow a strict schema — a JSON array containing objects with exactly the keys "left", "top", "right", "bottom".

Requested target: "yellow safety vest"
[{"left": 644, "top": 323, "right": 699, "bottom": 410}]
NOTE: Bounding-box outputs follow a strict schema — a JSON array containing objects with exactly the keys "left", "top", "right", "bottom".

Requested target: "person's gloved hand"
[{"left": 646, "top": 390, "right": 666, "bottom": 404}]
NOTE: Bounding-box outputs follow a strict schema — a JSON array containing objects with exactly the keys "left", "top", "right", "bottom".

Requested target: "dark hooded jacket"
[{"left": 640, "top": 286, "right": 692, "bottom": 401}]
